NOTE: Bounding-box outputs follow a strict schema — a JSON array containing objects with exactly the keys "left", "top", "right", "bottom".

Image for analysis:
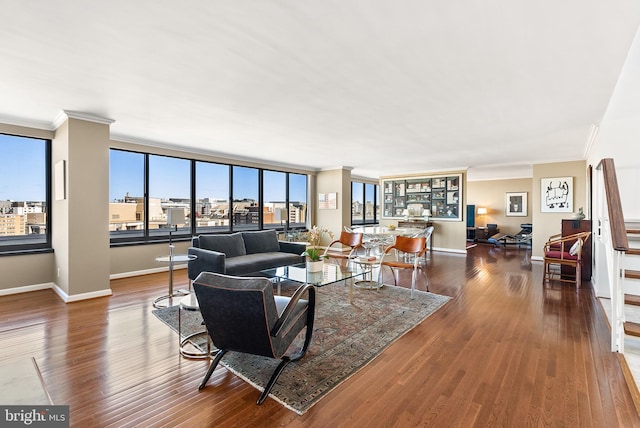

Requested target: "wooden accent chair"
[
  {"left": 543, "top": 231, "right": 591, "bottom": 289},
  {"left": 193, "top": 272, "right": 315, "bottom": 405},
  {"left": 323, "top": 231, "right": 364, "bottom": 264},
  {"left": 377, "top": 235, "right": 428, "bottom": 298}
]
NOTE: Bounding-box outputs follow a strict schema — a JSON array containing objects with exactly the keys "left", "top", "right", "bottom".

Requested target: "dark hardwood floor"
[{"left": 1, "top": 244, "right": 638, "bottom": 427}]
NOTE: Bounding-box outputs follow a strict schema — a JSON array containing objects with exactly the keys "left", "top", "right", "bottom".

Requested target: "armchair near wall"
[
  {"left": 543, "top": 231, "right": 591, "bottom": 289},
  {"left": 476, "top": 224, "right": 500, "bottom": 242},
  {"left": 486, "top": 224, "right": 499, "bottom": 236}
]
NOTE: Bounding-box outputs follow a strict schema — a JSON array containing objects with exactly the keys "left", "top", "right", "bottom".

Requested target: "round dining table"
[
  {"left": 352, "top": 226, "right": 425, "bottom": 237},
  {"left": 352, "top": 226, "right": 428, "bottom": 255}
]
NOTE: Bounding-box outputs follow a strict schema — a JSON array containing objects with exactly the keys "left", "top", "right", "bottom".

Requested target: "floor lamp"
[
  {"left": 167, "top": 207, "right": 185, "bottom": 257},
  {"left": 153, "top": 208, "right": 189, "bottom": 308}
]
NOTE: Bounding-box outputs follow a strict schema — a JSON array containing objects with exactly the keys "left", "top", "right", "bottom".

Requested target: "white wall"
[{"left": 587, "top": 26, "right": 640, "bottom": 296}]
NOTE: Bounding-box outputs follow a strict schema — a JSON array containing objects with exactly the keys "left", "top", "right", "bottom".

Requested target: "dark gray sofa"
[{"left": 187, "top": 229, "right": 305, "bottom": 281}]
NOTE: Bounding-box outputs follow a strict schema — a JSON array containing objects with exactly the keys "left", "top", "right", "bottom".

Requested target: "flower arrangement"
[{"left": 301, "top": 225, "right": 334, "bottom": 261}]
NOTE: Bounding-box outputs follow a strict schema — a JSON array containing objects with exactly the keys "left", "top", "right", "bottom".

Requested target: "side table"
[
  {"left": 178, "top": 293, "right": 216, "bottom": 359},
  {"left": 153, "top": 254, "right": 197, "bottom": 309},
  {"left": 353, "top": 256, "right": 383, "bottom": 290}
]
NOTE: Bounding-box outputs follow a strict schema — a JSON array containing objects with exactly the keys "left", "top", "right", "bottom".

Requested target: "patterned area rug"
[{"left": 153, "top": 281, "right": 450, "bottom": 415}]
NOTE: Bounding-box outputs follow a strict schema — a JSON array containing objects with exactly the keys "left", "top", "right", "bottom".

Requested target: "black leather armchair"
[{"left": 193, "top": 272, "right": 315, "bottom": 404}]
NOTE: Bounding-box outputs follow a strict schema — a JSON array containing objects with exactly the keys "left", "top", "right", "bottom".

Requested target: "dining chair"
[
  {"left": 543, "top": 231, "right": 591, "bottom": 289},
  {"left": 377, "top": 235, "right": 428, "bottom": 298},
  {"left": 405, "top": 226, "right": 434, "bottom": 265},
  {"left": 323, "top": 231, "right": 364, "bottom": 265}
]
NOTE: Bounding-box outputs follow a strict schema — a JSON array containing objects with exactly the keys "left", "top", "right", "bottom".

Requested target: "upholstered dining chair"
[
  {"left": 543, "top": 231, "right": 591, "bottom": 289},
  {"left": 323, "top": 231, "right": 364, "bottom": 265},
  {"left": 193, "top": 272, "right": 315, "bottom": 405},
  {"left": 377, "top": 235, "right": 428, "bottom": 298}
]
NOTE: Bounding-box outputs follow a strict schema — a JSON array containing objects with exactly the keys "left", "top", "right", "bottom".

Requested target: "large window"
[
  {"left": 288, "top": 173, "right": 307, "bottom": 229},
  {"left": 232, "top": 166, "right": 259, "bottom": 231},
  {"left": 262, "top": 170, "right": 307, "bottom": 231},
  {"left": 263, "top": 170, "right": 286, "bottom": 230},
  {"left": 109, "top": 148, "right": 309, "bottom": 244},
  {"left": 109, "top": 150, "right": 145, "bottom": 239},
  {"left": 351, "top": 181, "right": 379, "bottom": 225},
  {"left": 149, "top": 155, "right": 191, "bottom": 238},
  {"left": 0, "top": 133, "right": 50, "bottom": 252},
  {"left": 195, "top": 161, "right": 230, "bottom": 233}
]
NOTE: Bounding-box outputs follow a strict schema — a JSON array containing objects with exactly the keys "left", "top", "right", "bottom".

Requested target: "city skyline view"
[
  {"left": 0, "top": 134, "right": 47, "bottom": 201},
  {"left": 109, "top": 150, "right": 307, "bottom": 203}
]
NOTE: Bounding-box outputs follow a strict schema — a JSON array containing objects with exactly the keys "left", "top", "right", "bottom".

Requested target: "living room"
[{"left": 3, "top": 2, "right": 640, "bottom": 426}]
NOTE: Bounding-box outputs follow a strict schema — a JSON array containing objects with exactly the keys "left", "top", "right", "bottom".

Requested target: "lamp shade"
[
  {"left": 477, "top": 207, "right": 487, "bottom": 215},
  {"left": 167, "top": 207, "right": 186, "bottom": 226}
]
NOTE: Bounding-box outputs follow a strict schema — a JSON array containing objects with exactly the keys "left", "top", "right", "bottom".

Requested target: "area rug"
[{"left": 153, "top": 281, "right": 450, "bottom": 415}]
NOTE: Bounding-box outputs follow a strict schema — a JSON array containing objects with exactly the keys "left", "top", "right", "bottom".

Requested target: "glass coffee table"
[{"left": 257, "top": 262, "right": 369, "bottom": 303}]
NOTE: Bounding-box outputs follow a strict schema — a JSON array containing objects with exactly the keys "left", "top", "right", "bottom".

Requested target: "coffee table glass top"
[{"left": 259, "top": 262, "right": 367, "bottom": 287}]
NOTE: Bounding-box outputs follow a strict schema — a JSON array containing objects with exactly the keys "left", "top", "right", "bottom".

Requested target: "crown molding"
[
  {"left": 319, "top": 166, "right": 354, "bottom": 172},
  {"left": 110, "top": 133, "right": 316, "bottom": 175},
  {"left": 53, "top": 110, "right": 115, "bottom": 129},
  {"left": 0, "top": 114, "right": 56, "bottom": 131}
]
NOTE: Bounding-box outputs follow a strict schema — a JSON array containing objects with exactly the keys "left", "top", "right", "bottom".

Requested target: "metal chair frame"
[{"left": 376, "top": 235, "right": 428, "bottom": 298}]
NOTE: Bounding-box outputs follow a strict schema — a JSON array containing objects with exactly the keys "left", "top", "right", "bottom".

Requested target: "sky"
[
  {"left": 0, "top": 134, "right": 46, "bottom": 201},
  {"left": 109, "top": 150, "right": 307, "bottom": 203},
  {"left": 1, "top": 134, "right": 315, "bottom": 206}
]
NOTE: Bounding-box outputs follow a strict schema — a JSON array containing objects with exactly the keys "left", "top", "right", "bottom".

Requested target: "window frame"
[
  {"left": 0, "top": 133, "right": 52, "bottom": 255},
  {"left": 109, "top": 148, "right": 310, "bottom": 246},
  {"left": 350, "top": 181, "right": 379, "bottom": 226}
]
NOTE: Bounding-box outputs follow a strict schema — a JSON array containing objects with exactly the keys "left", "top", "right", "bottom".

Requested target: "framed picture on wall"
[
  {"left": 505, "top": 192, "right": 527, "bottom": 216},
  {"left": 318, "top": 192, "right": 337, "bottom": 209},
  {"left": 381, "top": 173, "right": 462, "bottom": 221},
  {"left": 541, "top": 177, "right": 573, "bottom": 212}
]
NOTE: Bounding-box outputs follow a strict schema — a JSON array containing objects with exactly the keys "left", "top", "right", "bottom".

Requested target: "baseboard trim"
[
  {"left": 0, "top": 282, "right": 113, "bottom": 303},
  {"left": 52, "top": 284, "right": 113, "bottom": 303},
  {"left": 0, "top": 282, "right": 53, "bottom": 296},
  {"left": 617, "top": 352, "right": 640, "bottom": 418},
  {"left": 597, "top": 297, "right": 640, "bottom": 417},
  {"left": 434, "top": 247, "right": 466, "bottom": 255},
  {"left": 110, "top": 264, "right": 188, "bottom": 280}
]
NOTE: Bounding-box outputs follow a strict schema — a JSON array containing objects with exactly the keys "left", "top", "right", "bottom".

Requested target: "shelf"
[{"left": 381, "top": 174, "right": 462, "bottom": 221}]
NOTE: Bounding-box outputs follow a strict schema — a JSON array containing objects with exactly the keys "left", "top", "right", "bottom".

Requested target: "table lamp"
[{"left": 477, "top": 207, "right": 487, "bottom": 227}]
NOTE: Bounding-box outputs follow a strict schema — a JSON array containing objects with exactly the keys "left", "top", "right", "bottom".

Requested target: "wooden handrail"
[{"left": 598, "top": 158, "right": 629, "bottom": 251}]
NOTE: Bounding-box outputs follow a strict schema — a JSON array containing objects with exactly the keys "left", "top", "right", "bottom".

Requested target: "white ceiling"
[{"left": 1, "top": 1, "right": 639, "bottom": 179}]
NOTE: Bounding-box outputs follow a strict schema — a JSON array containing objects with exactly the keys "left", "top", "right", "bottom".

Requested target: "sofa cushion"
[
  {"left": 225, "top": 252, "right": 304, "bottom": 275},
  {"left": 242, "top": 229, "right": 280, "bottom": 254},
  {"left": 199, "top": 233, "right": 246, "bottom": 258}
]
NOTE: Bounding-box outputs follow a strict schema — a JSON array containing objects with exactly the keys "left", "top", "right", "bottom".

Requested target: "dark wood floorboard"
[{"left": 1, "top": 244, "right": 638, "bottom": 427}]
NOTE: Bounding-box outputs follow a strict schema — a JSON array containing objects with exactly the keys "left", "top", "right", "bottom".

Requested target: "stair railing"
[{"left": 595, "top": 158, "right": 629, "bottom": 352}]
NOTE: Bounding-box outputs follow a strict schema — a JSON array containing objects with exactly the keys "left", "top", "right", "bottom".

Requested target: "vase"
[{"left": 306, "top": 260, "right": 323, "bottom": 272}]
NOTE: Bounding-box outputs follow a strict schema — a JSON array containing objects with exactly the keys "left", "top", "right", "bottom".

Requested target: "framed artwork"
[
  {"left": 381, "top": 173, "right": 462, "bottom": 221},
  {"left": 505, "top": 192, "right": 527, "bottom": 216},
  {"left": 318, "top": 192, "right": 337, "bottom": 209},
  {"left": 541, "top": 177, "right": 573, "bottom": 212}
]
